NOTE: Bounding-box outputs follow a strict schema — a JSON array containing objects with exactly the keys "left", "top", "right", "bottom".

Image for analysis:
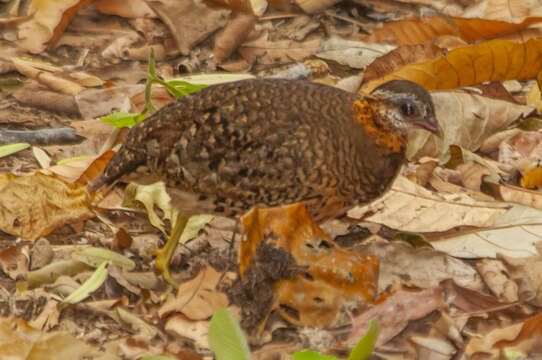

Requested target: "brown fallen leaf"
[
  {"left": 476, "top": 259, "right": 519, "bottom": 302},
  {"left": 363, "top": 43, "right": 443, "bottom": 84},
  {"left": 214, "top": 13, "right": 256, "bottom": 63},
  {"left": 345, "top": 287, "right": 445, "bottom": 347},
  {"left": 158, "top": 266, "right": 230, "bottom": 320},
  {"left": 17, "top": 0, "right": 93, "bottom": 53},
  {"left": 0, "top": 244, "right": 29, "bottom": 280},
  {"left": 358, "top": 239, "right": 484, "bottom": 292},
  {"left": 0, "top": 173, "right": 93, "bottom": 241},
  {"left": 145, "top": 0, "right": 231, "bottom": 56},
  {"left": 239, "top": 36, "right": 320, "bottom": 65},
  {"left": 0, "top": 317, "right": 101, "bottom": 358}
]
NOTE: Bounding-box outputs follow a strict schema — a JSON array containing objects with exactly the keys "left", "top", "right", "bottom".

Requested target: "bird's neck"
[{"left": 352, "top": 99, "right": 407, "bottom": 154}]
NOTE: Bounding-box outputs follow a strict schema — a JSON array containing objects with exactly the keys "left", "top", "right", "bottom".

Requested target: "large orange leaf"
[
  {"left": 363, "top": 16, "right": 542, "bottom": 46},
  {"left": 362, "top": 38, "right": 542, "bottom": 93}
]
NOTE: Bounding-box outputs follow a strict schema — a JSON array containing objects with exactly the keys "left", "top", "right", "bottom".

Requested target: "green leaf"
[
  {"left": 60, "top": 261, "right": 109, "bottom": 308},
  {"left": 348, "top": 318, "right": 380, "bottom": 360},
  {"left": 72, "top": 247, "right": 135, "bottom": 270},
  {"left": 100, "top": 112, "right": 148, "bottom": 128},
  {"left": 292, "top": 350, "right": 341, "bottom": 360},
  {"left": 209, "top": 308, "right": 252, "bottom": 360},
  {"left": 56, "top": 155, "right": 93, "bottom": 165},
  {"left": 0, "top": 143, "right": 30, "bottom": 158}
]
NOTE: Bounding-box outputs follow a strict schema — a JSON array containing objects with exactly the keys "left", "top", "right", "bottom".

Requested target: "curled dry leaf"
[
  {"left": 503, "top": 254, "right": 542, "bottom": 306},
  {"left": 214, "top": 13, "right": 256, "bottom": 63},
  {"left": 363, "top": 43, "right": 442, "bottom": 85},
  {"left": 11, "top": 58, "right": 84, "bottom": 95},
  {"left": 17, "top": 0, "right": 93, "bottom": 53},
  {"left": 348, "top": 176, "right": 507, "bottom": 233},
  {"left": 0, "top": 173, "right": 94, "bottom": 241},
  {"left": 362, "top": 16, "right": 542, "bottom": 46},
  {"left": 362, "top": 38, "right": 542, "bottom": 93},
  {"left": 476, "top": 259, "right": 519, "bottom": 302},
  {"left": 465, "top": 312, "right": 542, "bottom": 357},
  {"left": 407, "top": 91, "right": 534, "bottom": 159}
]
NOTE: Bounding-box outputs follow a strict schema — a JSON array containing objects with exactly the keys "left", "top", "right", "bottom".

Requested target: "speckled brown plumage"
[{"left": 94, "top": 79, "right": 439, "bottom": 222}]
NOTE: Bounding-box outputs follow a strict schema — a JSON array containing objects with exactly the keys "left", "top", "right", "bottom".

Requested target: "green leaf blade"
[
  {"left": 348, "top": 318, "right": 379, "bottom": 360},
  {"left": 209, "top": 308, "right": 251, "bottom": 360}
]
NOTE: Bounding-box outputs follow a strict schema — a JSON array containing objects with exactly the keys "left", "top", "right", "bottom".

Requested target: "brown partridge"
[{"left": 93, "top": 79, "right": 440, "bottom": 285}]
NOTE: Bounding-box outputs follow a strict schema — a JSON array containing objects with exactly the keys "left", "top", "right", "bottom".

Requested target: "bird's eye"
[{"left": 400, "top": 102, "right": 415, "bottom": 117}]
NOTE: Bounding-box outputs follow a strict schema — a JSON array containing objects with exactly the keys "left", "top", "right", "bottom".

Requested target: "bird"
[{"left": 93, "top": 78, "right": 441, "bottom": 285}]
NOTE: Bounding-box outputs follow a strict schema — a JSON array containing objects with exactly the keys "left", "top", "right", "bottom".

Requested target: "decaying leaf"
[
  {"left": 0, "top": 173, "right": 93, "bottom": 241},
  {"left": 241, "top": 204, "right": 378, "bottom": 328}
]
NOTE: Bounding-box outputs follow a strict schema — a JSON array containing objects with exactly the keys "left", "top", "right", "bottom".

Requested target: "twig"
[{"left": 0, "top": 128, "right": 85, "bottom": 145}]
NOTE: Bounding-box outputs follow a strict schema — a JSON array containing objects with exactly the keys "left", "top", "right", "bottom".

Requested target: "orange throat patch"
[{"left": 353, "top": 99, "right": 405, "bottom": 153}]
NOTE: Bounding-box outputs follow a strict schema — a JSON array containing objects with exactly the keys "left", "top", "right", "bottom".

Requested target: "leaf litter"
[{"left": 5, "top": 0, "right": 542, "bottom": 359}]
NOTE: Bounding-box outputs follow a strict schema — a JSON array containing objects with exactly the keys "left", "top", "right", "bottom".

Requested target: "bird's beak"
[{"left": 414, "top": 116, "right": 444, "bottom": 139}]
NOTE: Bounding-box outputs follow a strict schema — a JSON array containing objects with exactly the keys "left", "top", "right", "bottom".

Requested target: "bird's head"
[{"left": 370, "top": 80, "right": 442, "bottom": 138}]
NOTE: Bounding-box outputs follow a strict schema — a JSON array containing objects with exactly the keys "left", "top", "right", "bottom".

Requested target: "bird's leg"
[{"left": 153, "top": 213, "right": 190, "bottom": 287}]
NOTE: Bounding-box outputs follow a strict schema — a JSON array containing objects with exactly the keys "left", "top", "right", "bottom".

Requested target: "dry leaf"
[
  {"left": 158, "top": 266, "right": 229, "bottom": 320},
  {"left": 146, "top": 0, "right": 230, "bottom": 56},
  {"left": 348, "top": 176, "right": 507, "bottom": 232},
  {"left": 94, "top": 0, "right": 156, "bottom": 18},
  {"left": 359, "top": 239, "right": 484, "bottom": 292},
  {"left": 362, "top": 38, "right": 542, "bottom": 93},
  {"left": 0, "top": 173, "right": 93, "bottom": 241},
  {"left": 407, "top": 91, "right": 534, "bottom": 159},
  {"left": 346, "top": 288, "right": 445, "bottom": 347},
  {"left": 433, "top": 204, "right": 542, "bottom": 258},
  {"left": 18, "top": 0, "right": 93, "bottom": 53},
  {"left": 316, "top": 37, "right": 396, "bottom": 69},
  {"left": 363, "top": 16, "right": 542, "bottom": 45},
  {"left": 239, "top": 36, "right": 320, "bottom": 65}
]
